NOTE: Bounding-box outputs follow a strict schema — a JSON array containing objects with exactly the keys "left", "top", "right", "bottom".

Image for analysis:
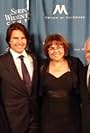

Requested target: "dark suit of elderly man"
[{"left": 80, "top": 38, "right": 90, "bottom": 133}]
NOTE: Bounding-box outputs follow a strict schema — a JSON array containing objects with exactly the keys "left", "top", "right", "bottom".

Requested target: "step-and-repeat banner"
[
  {"left": 0, "top": 0, "right": 29, "bottom": 53},
  {"left": 0, "top": 0, "right": 90, "bottom": 64},
  {"left": 29, "top": 0, "right": 90, "bottom": 64}
]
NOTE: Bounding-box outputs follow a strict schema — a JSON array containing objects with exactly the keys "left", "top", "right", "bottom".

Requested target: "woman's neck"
[{"left": 50, "top": 58, "right": 66, "bottom": 67}]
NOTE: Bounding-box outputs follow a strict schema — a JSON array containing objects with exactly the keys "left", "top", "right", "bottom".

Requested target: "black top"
[
  {"left": 40, "top": 57, "right": 82, "bottom": 133},
  {"left": 40, "top": 56, "right": 83, "bottom": 133},
  {"left": 41, "top": 71, "right": 80, "bottom": 133}
]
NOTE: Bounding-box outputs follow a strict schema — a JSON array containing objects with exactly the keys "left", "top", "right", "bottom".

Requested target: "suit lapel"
[
  {"left": 83, "top": 66, "right": 88, "bottom": 107},
  {"left": 5, "top": 51, "right": 37, "bottom": 96},
  {"left": 4, "top": 52, "right": 27, "bottom": 93}
]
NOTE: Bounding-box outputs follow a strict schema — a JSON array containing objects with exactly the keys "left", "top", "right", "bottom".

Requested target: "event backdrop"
[
  {"left": 29, "top": 0, "right": 90, "bottom": 64},
  {"left": 0, "top": 0, "right": 90, "bottom": 65},
  {"left": 0, "top": 0, "right": 29, "bottom": 54}
]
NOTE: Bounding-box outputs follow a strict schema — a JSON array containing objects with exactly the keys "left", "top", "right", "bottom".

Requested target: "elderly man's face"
[{"left": 85, "top": 42, "right": 90, "bottom": 64}]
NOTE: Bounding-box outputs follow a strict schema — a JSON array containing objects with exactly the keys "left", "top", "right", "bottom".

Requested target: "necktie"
[{"left": 19, "top": 55, "right": 31, "bottom": 90}]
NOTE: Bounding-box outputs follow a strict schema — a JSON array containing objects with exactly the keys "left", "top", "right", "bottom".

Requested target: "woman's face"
[{"left": 48, "top": 40, "right": 65, "bottom": 61}]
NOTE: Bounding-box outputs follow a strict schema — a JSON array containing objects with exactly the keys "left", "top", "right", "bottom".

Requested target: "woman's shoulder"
[
  {"left": 66, "top": 55, "right": 83, "bottom": 70},
  {"left": 66, "top": 55, "right": 83, "bottom": 64}
]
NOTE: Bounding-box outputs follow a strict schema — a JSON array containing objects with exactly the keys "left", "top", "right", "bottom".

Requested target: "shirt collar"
[
  {"left": 88, "top": 64, "right": 90, "bottom": 73},
  {"left": 10, "top": 49, "right": 28, "bottom": 60},
  {"left": 10, "top": 49, "right": 33, "bottom": 62}
]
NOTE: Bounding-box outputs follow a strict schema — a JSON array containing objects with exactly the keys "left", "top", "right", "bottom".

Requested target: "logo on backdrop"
[
  {"left": 4, "top": 8, "right": 30, "bottom": 25},
  {"left": 44, "top": 4, "right": 85, "bottom": 20},
  {"left": 53, "top": 5, "right": 68, "bottom": 15}
]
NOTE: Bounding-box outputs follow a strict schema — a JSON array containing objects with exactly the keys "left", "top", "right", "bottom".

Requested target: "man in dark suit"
[
  {"left": 80, "top": 38, "right": 90, "bottom": 133},
  {"left": 0, "top": 22, "right": 39, "bottom": 133}
]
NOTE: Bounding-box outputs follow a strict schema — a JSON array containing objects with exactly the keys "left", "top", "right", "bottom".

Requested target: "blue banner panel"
[
  {"left": 29, "top": 0, "right": 90, "bottom": 64},
  {"left": 0, "top": 0, "right": 29, "bottom": 54}
]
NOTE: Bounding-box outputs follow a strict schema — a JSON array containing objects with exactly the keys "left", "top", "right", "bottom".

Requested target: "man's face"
[
  {"left": 85, "top": 42, "right": 90, "bottom": 64},
  {"left": 9, "top": 30, "right": 27, "bottom": 53}
]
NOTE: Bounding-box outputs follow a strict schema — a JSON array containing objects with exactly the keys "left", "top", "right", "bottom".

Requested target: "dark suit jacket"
[
  {"left": 0, "top": 103, "right": 10, "bottom": 133},
  {"left": 80, "top": 65, "right": 89, "bottom": 133},
  {"left": 0, "top": 50, "right": 39, "bottom": 133}
]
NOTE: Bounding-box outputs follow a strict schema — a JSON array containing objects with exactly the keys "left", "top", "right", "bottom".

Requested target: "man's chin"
[{"left": 15, "top": 49, "right": 24, "bottom": 53}]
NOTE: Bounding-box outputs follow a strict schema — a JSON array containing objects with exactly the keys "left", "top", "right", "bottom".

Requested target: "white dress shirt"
[
  {"left": 10, "top": 49, "right": 33, "bottom": 80},
  {"left": 87, "top": 64, "right": 90, "bottom": 87}
]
